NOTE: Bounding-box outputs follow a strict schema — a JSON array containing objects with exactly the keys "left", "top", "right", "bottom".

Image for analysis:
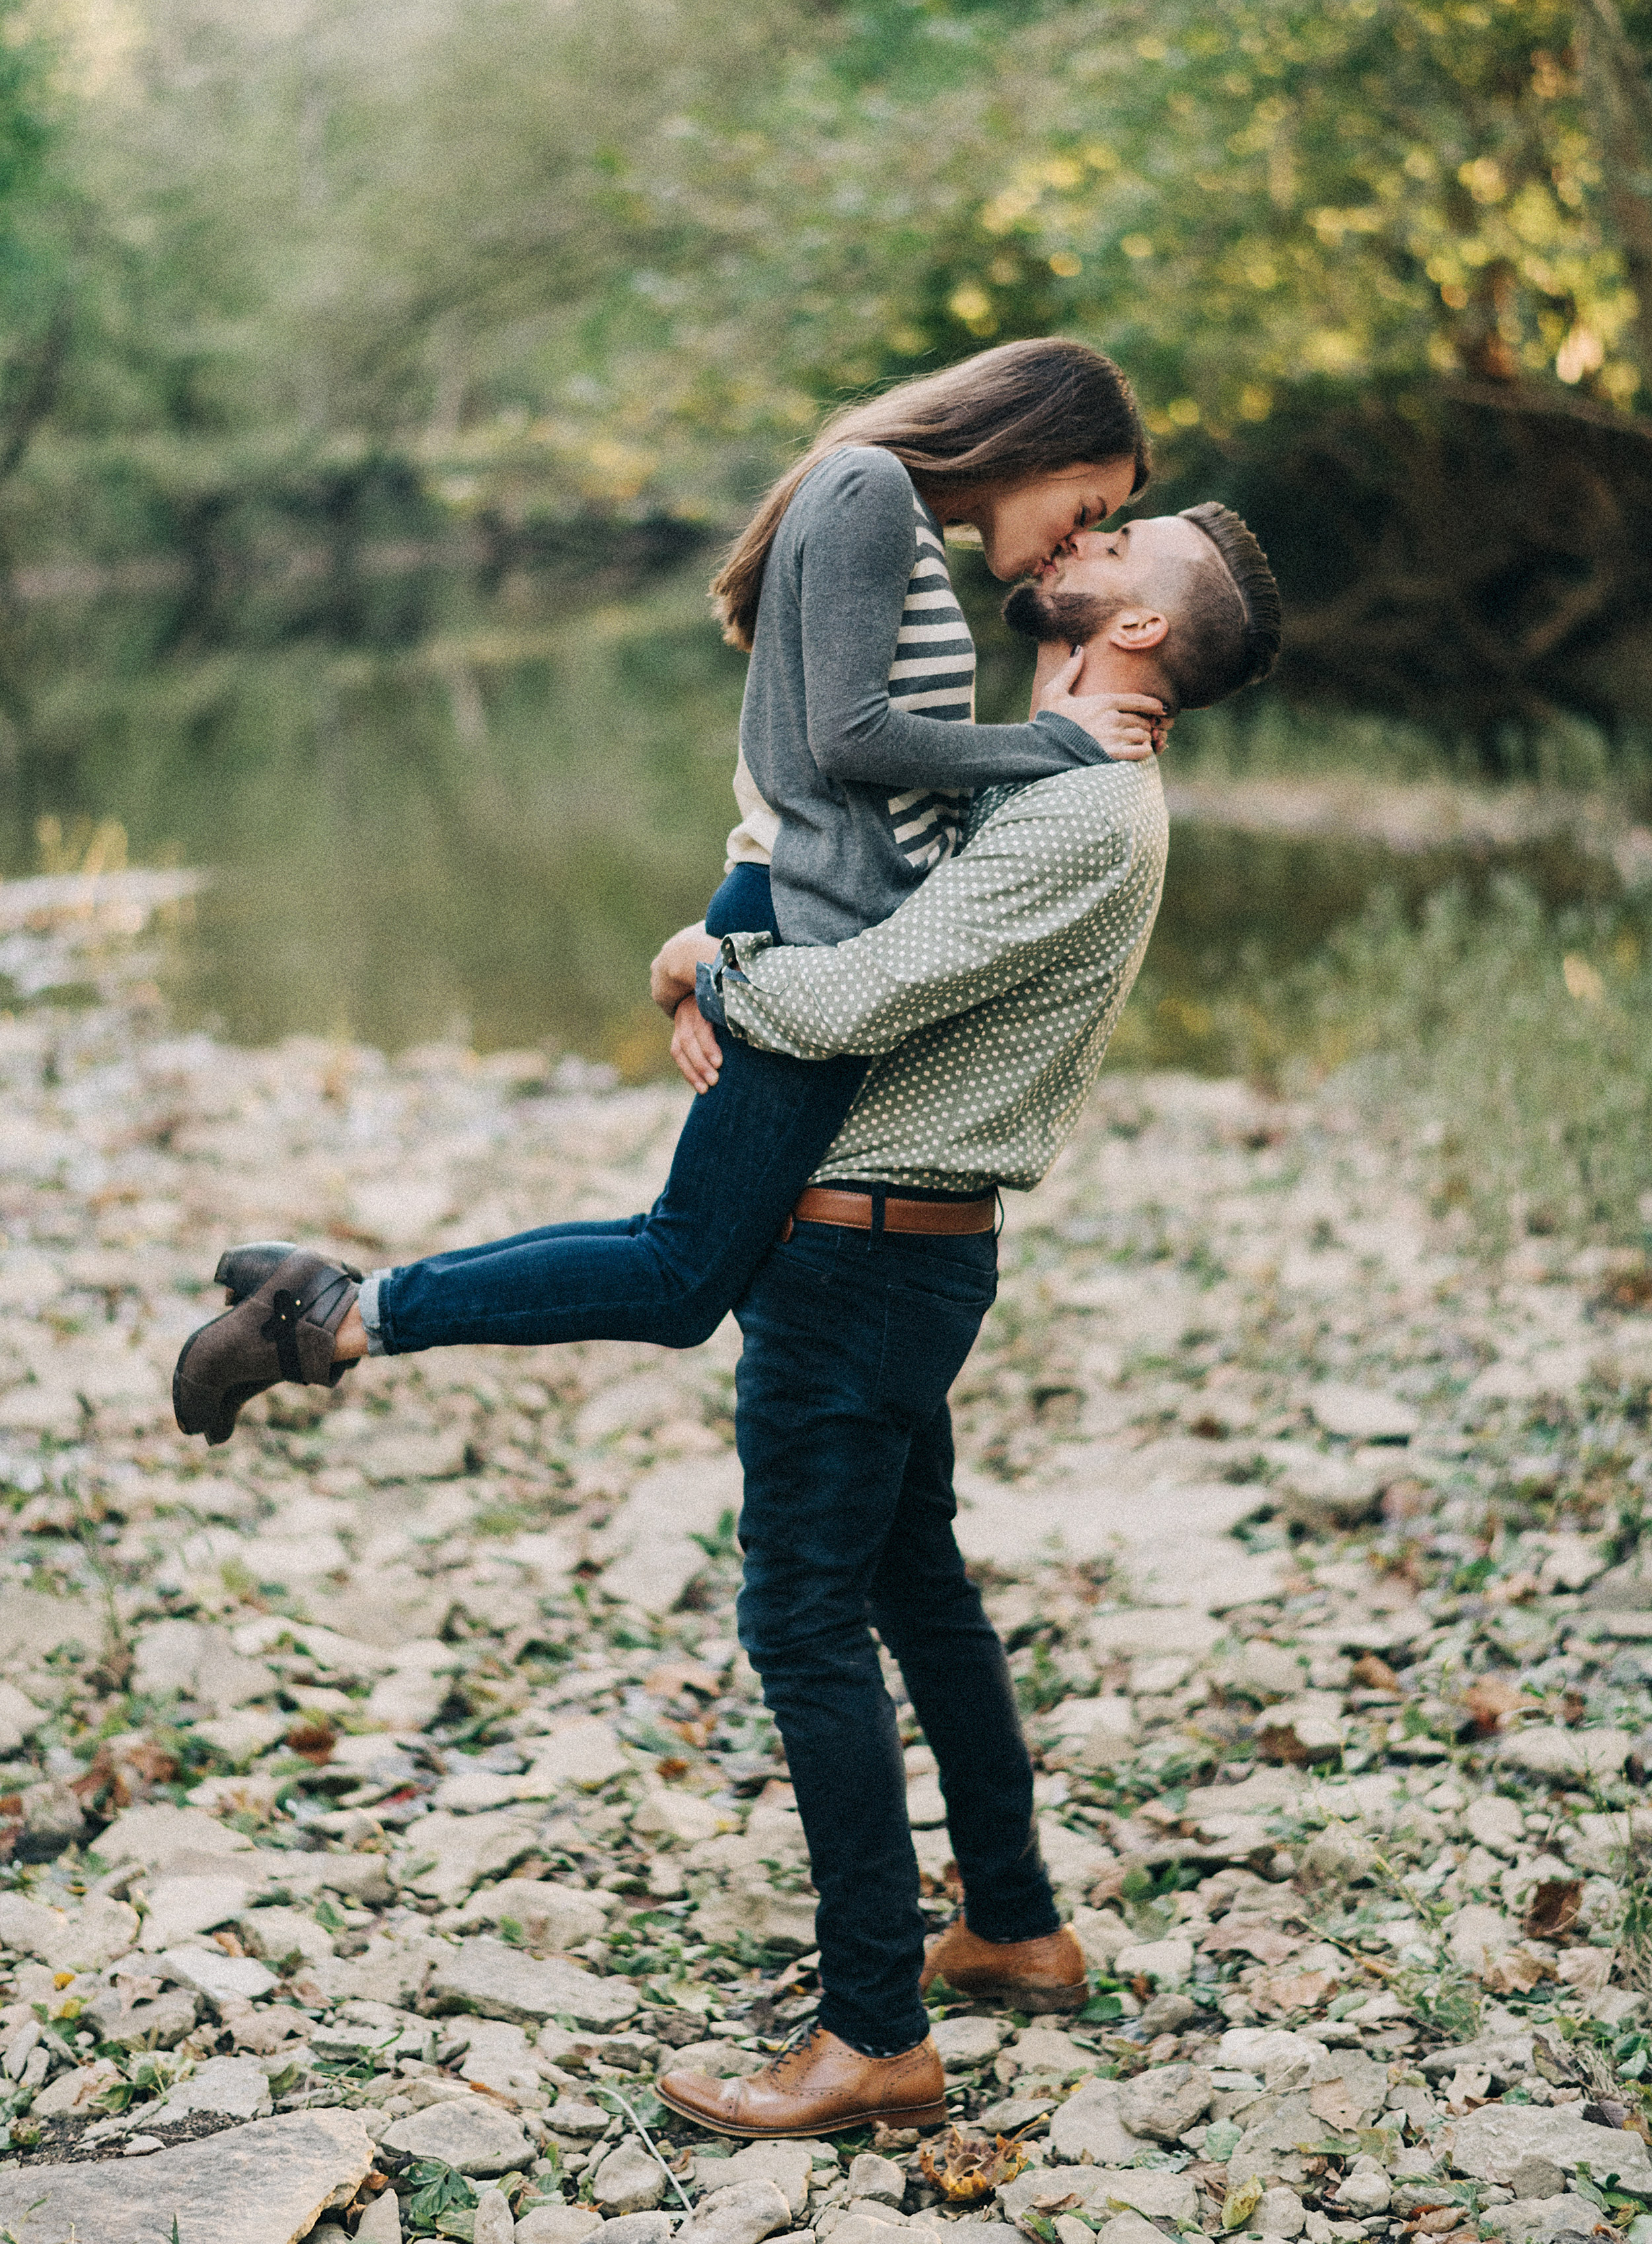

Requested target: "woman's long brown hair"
[{"left": 710, "top": 338, "right": 1151, "bottom": 650}]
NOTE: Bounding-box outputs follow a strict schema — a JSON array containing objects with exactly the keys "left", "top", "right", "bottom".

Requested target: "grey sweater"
[{"left": 737, "top": 445, "right": 1109, "bottom": 944}]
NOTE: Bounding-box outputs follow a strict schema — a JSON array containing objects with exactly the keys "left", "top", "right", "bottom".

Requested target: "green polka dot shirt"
[{"left": 700, "top": 761, "right": 1169, "bottom": 1195}]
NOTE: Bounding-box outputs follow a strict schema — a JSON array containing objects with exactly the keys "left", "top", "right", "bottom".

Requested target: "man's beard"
[{"left": 1002, "top": 581, "right": 1113, "bottom": 645}]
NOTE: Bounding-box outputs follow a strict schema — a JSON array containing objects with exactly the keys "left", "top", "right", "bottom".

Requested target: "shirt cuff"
[
  {"left": 695, "top": 959, "right": 728, "bottom": 1028},
  {"left": 356, "top": 1271, "right": 393, "bottom": 1357}
]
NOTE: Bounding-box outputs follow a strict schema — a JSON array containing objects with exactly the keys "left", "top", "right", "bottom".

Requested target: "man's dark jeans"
[
  {"left": 373, "top": 867, "right": 868, "bottom": 1353},
  {"left": 734, "top": 1217, "right": 1061, "bottom": 2056}
]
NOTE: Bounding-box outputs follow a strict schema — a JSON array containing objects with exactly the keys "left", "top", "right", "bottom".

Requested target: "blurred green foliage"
[
  {"left": 13, "top": 0, "right": 1652, "bottom": 520},
  {"left": 0, "top": 0, "right": 1639, "bottom": 748}
]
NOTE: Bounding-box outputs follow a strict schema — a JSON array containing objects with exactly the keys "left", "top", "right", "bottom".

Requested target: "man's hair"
[
  {"left": 1172, "top": 502, "right": 1281, "bottom": 709},
  {"left": 1000, "top": 501, "right": 1281, "bottom": 714}
]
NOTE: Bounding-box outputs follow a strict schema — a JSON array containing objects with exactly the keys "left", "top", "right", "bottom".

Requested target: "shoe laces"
[{"left": 763, "top": 2019, "right": 827, "bottom": 2080}]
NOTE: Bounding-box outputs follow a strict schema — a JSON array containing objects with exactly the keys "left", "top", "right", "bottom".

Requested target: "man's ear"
[{"left": 1102, "top": 605, "right": 1170, "bottom": 652}]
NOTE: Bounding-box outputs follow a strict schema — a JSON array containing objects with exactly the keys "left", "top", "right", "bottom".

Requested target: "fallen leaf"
[
  {"left": 284, "top": 1719, "right": 336, "bottom": 1765},
  {"left": 1522, "top": 1879, "right": 1582, "bottom": 1939},
  {"left": 1222, "top": 2179, "right": 1263, "bottom": 2230},
  {"left": 1351, "top": 1653, "right": 1402, "bottom": 1692},
  {"left": 1482, "top": 1945, "right": 1550, "bottom": 1994},
  {"left": 1309, "top": 2080, "right": 1367, "bottom": 2132},
  {"left": 1414, "top": 2210, "right": 1464, "bottom": 2235},
  {"left": 1483, "top": 1571, "right": 1540, "bottom": 1609},
  {"left": 1443, "top": 2065, "right": 1491, "bottom": 2113},
  {"left": 919, "top": 2125, "right": 1030, "bottom": 2203},
  {"left": 1203, "top": 1917, "right": 1302, "bottom": 1966},
  {"left": 1258, "top": 1968, "right": 1339, "bottom": 2014},
  {"left": 1556, "top": 1948, "right": 1613, "bottom": 1994},
  {"left": 1461, "top": 1676, "right": 1525, "bottom": 1735}
]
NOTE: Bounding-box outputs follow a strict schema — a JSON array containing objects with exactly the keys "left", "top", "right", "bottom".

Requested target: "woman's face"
[{"left": 970, "top": 458, "right": 1139, "bottom": 581}]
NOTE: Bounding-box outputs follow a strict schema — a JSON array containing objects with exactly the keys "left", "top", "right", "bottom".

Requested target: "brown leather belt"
[{"left": 782, "top": 1186, "right": 997, "bottom": 1242}]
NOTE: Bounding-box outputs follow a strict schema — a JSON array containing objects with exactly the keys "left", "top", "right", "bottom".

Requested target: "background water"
[{"left": 0, "top": 548, "right": 1624, "bottom": 1078}]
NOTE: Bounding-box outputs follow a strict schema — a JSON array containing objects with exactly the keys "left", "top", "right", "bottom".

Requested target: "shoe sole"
[{"left": 654, "top": 2084, "right": 947, "bottom": 2139}]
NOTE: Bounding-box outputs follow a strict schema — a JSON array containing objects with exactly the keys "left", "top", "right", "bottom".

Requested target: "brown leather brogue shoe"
[
  {"left": 919, "top": 1919, "right": 1087, "bottom": 2013},
  {"left": 173, "top": 1248, "right": 360, "bottom": 1447},
  {"left": 657, "top": 2023, "right": 946, "bottom": 2139}
]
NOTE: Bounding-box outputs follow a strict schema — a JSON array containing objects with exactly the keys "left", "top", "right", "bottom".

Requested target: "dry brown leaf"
[
  {"left": 1203, "top": 1917, "right": 1302, "bottom": 1966},
  {"left": 1308, "top": 2080, "right": 1366, "bottom": 2132},
  {"left": 284, "top": 1719, "right": 337, "bottom": 1765},
  {"left": 1461, "top": 1676, "right": 1526, "bottom": 1736},
  {"left": 1351, "top": 1653, "right": 1402, "bottom": 1692},
  {"left": 1259, "top": 1968, "right": 1339, "bottom": 2014},
  {"left": 1482, "top": 1945, "right": 1550, "bottom": 1994},
  {"left": 1522, "top": 1878, "right": 1583, "bottom": 1939},
  {"left": 919, "top": 2127, "right": 1030, "bottom": 2202}
]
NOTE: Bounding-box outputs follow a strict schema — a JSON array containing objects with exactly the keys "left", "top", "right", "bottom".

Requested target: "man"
[{"left": 649, "top": 502, "right": 1281, "bottom": 2140}]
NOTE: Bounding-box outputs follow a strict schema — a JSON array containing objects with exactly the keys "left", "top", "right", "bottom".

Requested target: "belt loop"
[
  {"left": 870, "top": 1185, "right": 886, "bottom": 1247},
  {"left": 994, "top": 1187, "right": 1005, "bottom": 1239},
  {"left": 779, "top": 1214, "right": 794, "bottom": 1245}
]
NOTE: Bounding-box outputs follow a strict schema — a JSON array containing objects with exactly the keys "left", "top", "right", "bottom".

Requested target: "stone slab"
[
  {"left": 0, "top": 2107, "right": 371, "bottom": 2241},
  {"left": 428, "top": 1935, "right": 640, "bottom": 2028},
  {"left": 1448, "top": 2105, "right": 1652, "bottom": 2192}
]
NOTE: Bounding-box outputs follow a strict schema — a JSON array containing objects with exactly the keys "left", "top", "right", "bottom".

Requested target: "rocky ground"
[{"left": 0, "top": 876, "right": 1650, "bottom": 2243}]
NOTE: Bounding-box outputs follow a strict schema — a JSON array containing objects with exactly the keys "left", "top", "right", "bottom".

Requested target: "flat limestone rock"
[
  {"left": 1495, "top": 1727, "right": 1636, "bottom": 1782},
  {"left": 1495, "top": 2194, "right": 1616, "bottom": 2241},
  {"left": 455, "top": 1879, "right": 613, "bottom": 1949},
  {"left": 1307, "top": 1386, "right": 1421, "bottom": 1442},
  {"left": 96, "top": 1803, "right": 254, "bottom": 1866},
  {"left": 999, "top": 2165, "right": 1198, "bottom": 2226},
  {"left": 157, "top": 1944, "right": 278, "bottom": 2007},
  {"left": 381, "top": 2095, "right": 531, "bottom": 2175},
  {"left": 428, "top": 1935, "right": 640, "bottom": 2028},
  {"left": 516, "top": 1719, "right": 634, "bottom": 1794},
  {"left": 0, "top": 2107, "right": 371, "bottom": 2241},
  {"left": 154, "top": 2052, "right": 273, "bottom": 2120},
  {"left": 930, "top": 2015, "right": 1006, "bottom": 2069},
  {"left": 1448, "top": 2103, "right": 1652, "bottom": 2190},
  {"left": 0, "top": 1589, "right": 97, "bottom": 1662},
  {"left": 591, "top": 2138, "right": 669, "bottom": 2216},
  {"left": 1228, "top": 2092, "right": 1337, "bottom": 2188},
  {"left": 393, "top": 1807, "right": 540, "bottom": 1903},
  {"left": 717, "top": 2140, "right": 815, "bottom": 2218},
  {"left": 683, "top": 2177, "right": 794, "bottom": 2244},
  {"left": 0, "top": 1890, "right": 137, "bottom": 1971},
  {"left": 1047, "top": 2077, "right": 1138, "bottom": 2167},
  {"left": 590, "top": 1455, "right": 742, "bottom": 1616}
]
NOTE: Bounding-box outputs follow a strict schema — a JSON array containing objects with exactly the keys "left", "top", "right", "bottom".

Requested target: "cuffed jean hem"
[{"left": 357, "top": 1271, "right": 392, "bottom": 1357}]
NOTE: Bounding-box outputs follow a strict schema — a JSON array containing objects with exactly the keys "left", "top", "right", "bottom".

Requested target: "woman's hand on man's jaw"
[{"left": 650, "top": 923, "right": 722, "bottom": 1014}]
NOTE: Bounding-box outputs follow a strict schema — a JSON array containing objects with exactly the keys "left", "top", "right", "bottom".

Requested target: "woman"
[{"left": 174, "top": 337, "right": 1160, "bottom": 1440}]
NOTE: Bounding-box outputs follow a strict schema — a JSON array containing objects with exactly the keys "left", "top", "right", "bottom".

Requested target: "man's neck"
[{"left": 1031, "top": 637, "right": 1155, "bottom": 702}]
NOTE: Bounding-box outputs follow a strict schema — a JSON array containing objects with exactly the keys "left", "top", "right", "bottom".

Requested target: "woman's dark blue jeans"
[
  {"left": 733, "top": 1217, "right": 1061, "bottom": 2056},
  {"left": 369, "top": 866, "right": 868, "bottom": 1353}
]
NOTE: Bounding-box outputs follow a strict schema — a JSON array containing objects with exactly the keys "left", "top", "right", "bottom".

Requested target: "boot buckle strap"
[{"left": 261, "top": 1289, "right": 306, "bottom": 1383}]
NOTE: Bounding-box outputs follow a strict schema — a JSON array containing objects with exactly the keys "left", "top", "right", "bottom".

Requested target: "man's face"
[
  {"left": 1003, "top": 513, "right": 1216, "bottom": 652},
  {"left": 1034, "top": 512, "right": 1211, "bottom": 594}
]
